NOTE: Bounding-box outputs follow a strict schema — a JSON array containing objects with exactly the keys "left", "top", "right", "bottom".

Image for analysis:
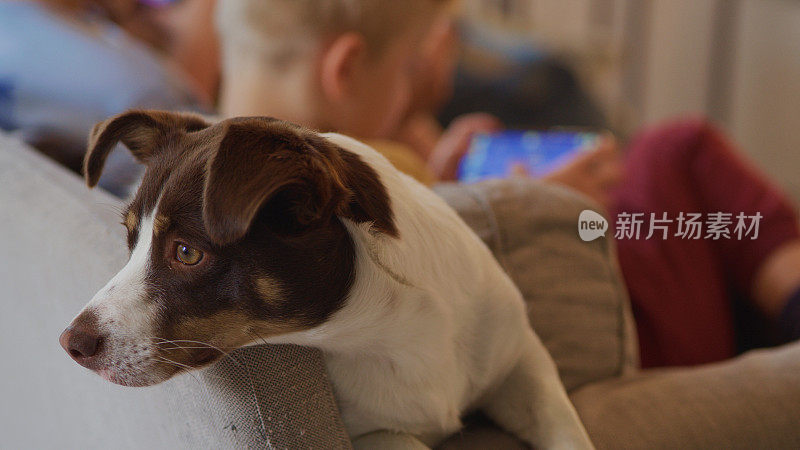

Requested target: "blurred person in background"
[
  {"left": 217, "top": 0, "right": 800, "bottom": 368},
  {"left": 401, "top": 11, "right": 800, "bottom": 367},
  {"left": 0, "top": 0, "right": 218, "bottom": 196},
  {"left": 216, "top": 0, "right": 451, "bottom": 185}
]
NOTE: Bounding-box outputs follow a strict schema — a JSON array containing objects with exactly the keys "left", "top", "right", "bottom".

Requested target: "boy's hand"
[
  {"left": 428, "top": 113, "right": 503, "bottom": 181},
  {"left": 543, "top": 135, "right": 623, "bottom": 210}
]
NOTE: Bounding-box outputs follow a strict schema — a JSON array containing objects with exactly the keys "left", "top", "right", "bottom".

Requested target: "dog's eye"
[{"left": 175, "top": 243, "right": 203, "bottom": 265}]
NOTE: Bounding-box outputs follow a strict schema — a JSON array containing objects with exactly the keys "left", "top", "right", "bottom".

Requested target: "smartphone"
[{"left": 457, "top": 130, "right": 599, "bottom": 183}]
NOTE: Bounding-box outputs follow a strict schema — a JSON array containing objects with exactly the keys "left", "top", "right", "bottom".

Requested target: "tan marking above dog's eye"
[
  {"left": 175, "top": 242, "right": 203, "bottom": 265},
  {"left": 124, "top": 210, "right": 138, "bottom": 231},
  {"left": 153, "top": 214, "right": 170, "bottom": 236}
]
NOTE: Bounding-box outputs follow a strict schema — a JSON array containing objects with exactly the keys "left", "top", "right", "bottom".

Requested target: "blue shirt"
[{"left": 0, "top": 1, "right": 204, "bottom": 196}]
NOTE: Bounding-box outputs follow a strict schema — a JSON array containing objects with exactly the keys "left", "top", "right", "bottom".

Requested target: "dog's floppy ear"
[
  {"left": 84, "top": 110, "right": 209, "bottom": 188},
  {"left": 203, "top": 120, "right": 398, "bottom": 245},
  {"left": 203, "top": 121, "right": 349, "bottom": 245},
  {"left": 303, "top": 133, "right": 398, "bottom": 238}
]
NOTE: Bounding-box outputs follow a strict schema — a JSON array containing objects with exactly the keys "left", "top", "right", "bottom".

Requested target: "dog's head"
[{"left": 59, "top": 110, "right": 397, "bottom": 386}]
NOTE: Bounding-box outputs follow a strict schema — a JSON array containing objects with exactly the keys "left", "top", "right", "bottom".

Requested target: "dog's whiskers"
[
  {"left": 147, "top": 336, "right": 269, "bottom": 439},
  {"left": 147, "top": 337, "right": 193, "bottom": 356},
  {"left": 153, "top": 355, "right": 204, "bottom": 385},
  {"left": 149, "top": 336, "right": 228, "bottom": 348},
  {"left": 248, "top": 330, "right": 271, "bottom": 348},
  {"left": 161, "top": 346, "right": 222, "bottom": 350}
]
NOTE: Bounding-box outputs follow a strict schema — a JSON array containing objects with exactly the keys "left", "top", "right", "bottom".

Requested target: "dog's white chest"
[{"left": 325, "top": 343, "right": 467, "bottom": 440}]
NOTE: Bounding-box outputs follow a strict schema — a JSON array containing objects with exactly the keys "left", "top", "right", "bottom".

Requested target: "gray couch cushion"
[{"left": 0, "top": 135, "right": 351, "bottom": 449}]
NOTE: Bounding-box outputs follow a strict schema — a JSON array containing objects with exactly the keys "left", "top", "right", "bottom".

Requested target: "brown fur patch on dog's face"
[{"left": 79, "top": 111, "right": 397, "bottom": 384}]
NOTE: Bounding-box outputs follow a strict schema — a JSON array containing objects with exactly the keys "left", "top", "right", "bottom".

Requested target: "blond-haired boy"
[
  {"left": 218, "top": 0, "right": 620, "bottom": 201},
  {"left": 216, "top": 0, "right": 460, "bottom": 183}
]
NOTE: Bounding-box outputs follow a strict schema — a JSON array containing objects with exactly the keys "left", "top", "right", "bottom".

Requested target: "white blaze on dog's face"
[
  {"left": 59, "top": 111, "right": 396, "bottom": 386},
  {"left": 80, "top": 213, "right": 162, "bottom": 385}
]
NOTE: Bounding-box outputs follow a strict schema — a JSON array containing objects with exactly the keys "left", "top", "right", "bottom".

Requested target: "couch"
[{"left": 2, "top": 133, "right": 799, "bottom": 449}]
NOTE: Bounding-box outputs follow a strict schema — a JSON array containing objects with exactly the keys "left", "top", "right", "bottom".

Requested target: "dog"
[{"left": 59, "top": 110, "right": 593, "bottom": 449}]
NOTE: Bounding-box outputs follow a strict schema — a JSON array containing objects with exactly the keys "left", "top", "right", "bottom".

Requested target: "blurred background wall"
[{"left": 463, "top": 0, "right": 800, "bottom": 203}]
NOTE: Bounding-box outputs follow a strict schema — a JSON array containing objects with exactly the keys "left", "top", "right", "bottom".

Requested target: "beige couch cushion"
[
  {"left": 435, "top": 180, "right": 637, "bottom": 391},
  {"left": 571, "top": 341, "right": 800, "bottom": 450}
]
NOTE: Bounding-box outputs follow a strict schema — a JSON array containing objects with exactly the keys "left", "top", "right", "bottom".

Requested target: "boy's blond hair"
[{"left": 217, "top": 0, "right": 448, "bottom": 69}]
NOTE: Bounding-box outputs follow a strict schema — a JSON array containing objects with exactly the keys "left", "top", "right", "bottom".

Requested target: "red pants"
[{"left": 611, "top": 119, "right": 799, "bottom": 367}]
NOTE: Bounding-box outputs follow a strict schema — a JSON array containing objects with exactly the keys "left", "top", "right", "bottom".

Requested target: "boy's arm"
[
  {"left": 426, "top": 113, "right": 502, "bottom": 181},
  {"left": 542, "top": 135, "right": 622, "bottom": 211}
]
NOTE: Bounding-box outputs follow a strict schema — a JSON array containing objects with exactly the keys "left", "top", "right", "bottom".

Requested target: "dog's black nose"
[{"left": 60, "top": 326, "right": 103, "bottom": 365}]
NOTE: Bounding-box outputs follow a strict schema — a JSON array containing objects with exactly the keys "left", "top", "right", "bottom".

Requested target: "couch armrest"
[
  {"left": 0, "top": 134, "right": 351, "bottom": 449},
  {"left": 571, "top": 341, "right": 800, "bottom": 449}
]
